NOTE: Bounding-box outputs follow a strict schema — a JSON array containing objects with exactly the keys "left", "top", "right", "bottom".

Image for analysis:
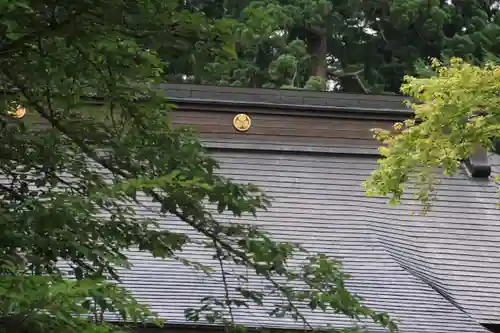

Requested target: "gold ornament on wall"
[
  {"left": 8, "top": 105, "right": 26, "bottom": 119},
  {"left": 232, "top": 113, "right": 251, "bottom": 132}
]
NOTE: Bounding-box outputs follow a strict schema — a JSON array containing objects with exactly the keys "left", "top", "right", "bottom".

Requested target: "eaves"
[{"left": 160, "top": 83, "right": 413, "bottom": 121}]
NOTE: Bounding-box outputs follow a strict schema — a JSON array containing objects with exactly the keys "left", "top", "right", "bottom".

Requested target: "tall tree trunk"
[{"left": 309, "top": 29, "right": 327, "bottom": 79}]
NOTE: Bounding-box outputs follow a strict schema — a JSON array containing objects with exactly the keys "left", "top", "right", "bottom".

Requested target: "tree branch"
[
  {"left": 4, "top": 69, "right": 317, "bottom": 329},
  {"left": 213, "top": 241, "right": 235, "bottom": 325}
]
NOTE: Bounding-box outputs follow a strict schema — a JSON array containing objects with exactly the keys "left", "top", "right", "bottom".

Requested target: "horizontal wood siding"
[{"left": 171, "top": 110, "right": 394, "bottom": 152}]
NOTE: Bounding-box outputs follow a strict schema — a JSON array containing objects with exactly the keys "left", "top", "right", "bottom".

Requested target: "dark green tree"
[
  {"left": 0, "top": 1, "right": 397, "bottom": 333},
  {"left": 162, "top": 0, "right": 500, "bottom": 93}
]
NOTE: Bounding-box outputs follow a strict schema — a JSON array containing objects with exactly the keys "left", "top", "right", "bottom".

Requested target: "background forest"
[{"left": 160, "top": 0, "right": 500, "bottom": 93}]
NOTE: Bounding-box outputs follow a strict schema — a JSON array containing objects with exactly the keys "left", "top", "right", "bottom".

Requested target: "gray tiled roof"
[
  {"left": 373, "top": 156, "right": 500, "bottom": 324},
  {"left": 115, "top": 151, "right": 499, "bottom": 333}
]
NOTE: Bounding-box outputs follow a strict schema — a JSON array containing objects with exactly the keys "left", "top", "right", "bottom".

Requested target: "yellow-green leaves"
[{"left": 364, "top": 57, "right": 500, "bottom": 208}]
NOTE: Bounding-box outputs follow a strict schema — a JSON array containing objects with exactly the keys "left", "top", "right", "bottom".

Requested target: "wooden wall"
[{"left": 170, "top": 109, "right": 397, "bottom": 154}]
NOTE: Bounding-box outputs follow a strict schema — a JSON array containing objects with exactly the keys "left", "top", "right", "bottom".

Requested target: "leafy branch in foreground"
[
  {"left": 1, "top": 1, "right": 397, "bottom": 333},
  {"left": 364, "top": 58, "right": 500, "bottom": 208}
]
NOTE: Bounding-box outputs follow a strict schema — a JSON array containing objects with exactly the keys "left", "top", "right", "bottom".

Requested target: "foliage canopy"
[
  {"left": 167, "top": 0, "right": 500, "bottom": 93},
  {"left": 364, "top": 58, "right": 500, "bottom": 207},
  {"left": 0, "top": 1, "right": 397, "bottom": 333}
]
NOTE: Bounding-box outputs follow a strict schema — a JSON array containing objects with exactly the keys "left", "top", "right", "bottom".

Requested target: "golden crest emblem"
[
  {"left": 8, "top": 105, "right": 26, "bottom": 119},
  {"left": 232, "top": 113, "right": 251, "bottom": 132}
]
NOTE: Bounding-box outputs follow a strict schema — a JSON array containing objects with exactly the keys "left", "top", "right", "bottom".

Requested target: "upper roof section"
[
  {"left": 161, "top": 83, "right": 491, "bottom": 179},
  {"left": 159, "top": 83, "right": 412, "bottom": 119}
]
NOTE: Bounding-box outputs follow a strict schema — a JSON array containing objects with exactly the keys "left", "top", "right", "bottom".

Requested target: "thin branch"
[
  {"left": 213, "top": 241, "right": 235, "bottom": 326},
  {"left": 377, "top": 21, "right": 389, "bottom": 44}
]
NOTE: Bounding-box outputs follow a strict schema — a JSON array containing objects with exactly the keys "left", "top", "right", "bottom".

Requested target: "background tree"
[
  {"left": 0, "top": 1, "right": 397, "bottom": 333},
  {"left": 162, "top": 0, "right": 500, "bottom": 93}
]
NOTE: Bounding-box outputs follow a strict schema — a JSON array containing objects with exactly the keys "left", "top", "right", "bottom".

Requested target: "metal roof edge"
[{"left": 159, "top": 83, "right": 413, "bottom": 117}]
